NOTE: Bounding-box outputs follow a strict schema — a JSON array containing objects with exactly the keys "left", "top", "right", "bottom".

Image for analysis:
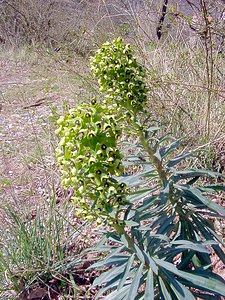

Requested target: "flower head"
[
  {"left": 55, "top": 100, "right": 127, "bottom": 223},
  {"left": 90, "top": 37, "right": 147, "bottom": 114}
]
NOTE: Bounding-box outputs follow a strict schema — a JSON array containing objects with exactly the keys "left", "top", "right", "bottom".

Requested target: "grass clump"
[{"left": 0, "top": 201, "right": 85, "bottom": 299}]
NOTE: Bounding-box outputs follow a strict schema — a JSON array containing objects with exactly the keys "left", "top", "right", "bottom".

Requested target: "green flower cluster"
[
  {"left": 55, "top": 100, "right": 127, "bottom": 223},
  {"left": 90, "top": 37, "right": 147, "bottom": 113}
]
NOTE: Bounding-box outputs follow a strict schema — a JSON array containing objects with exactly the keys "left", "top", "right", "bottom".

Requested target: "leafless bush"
[
  {"left": 0, "top": 0, "right": 61, "bottom": 45},
  {"left": 0, "top": 0, "right": 130, "bottom": 52}
]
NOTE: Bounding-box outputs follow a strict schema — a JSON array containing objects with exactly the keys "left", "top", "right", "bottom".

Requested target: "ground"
[{"left": 0, "top": 49, "right": 84, "bottom": 208}]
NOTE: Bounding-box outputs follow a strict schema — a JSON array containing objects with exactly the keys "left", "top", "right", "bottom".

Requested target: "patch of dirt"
[{"left": 0, "top": 51, "right": 81, "bottom": 207}]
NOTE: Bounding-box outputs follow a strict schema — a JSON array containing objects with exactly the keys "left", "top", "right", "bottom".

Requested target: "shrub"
[
  {"left": 56, "top": 38, "right": 225, "bottom": 299},
  {"left": 0, "top": 0, "right": 61, "bottom": 46}
]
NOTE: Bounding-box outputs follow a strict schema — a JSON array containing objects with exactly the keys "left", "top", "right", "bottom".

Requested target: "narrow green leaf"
[
  {"left": 118, "top": 253, "right": 135, "bottom": 290},
  {"left": 155, "top": 258, "right": 225, "bottom": 296},
  {"left": 154, "top": 148, "right": 162, "bottom": 161},
  {"left": 116, "top": 168, "right": 155, "bottom": 188},
  {"left": 128, "top": 191, "right": 158, "bottom": 205},
  {"left": 160, "top": 140, "right": 180, "bottom": 158},
  {"left": 88, "top": 246, "right": 125, "bottom": 270},
  {"left": 93, "top": 264, "right": 126, "bottom": 287},
  {"left": 156, "top": 215, "right": 175, "bottom": 234},
  {"left": 134, "top": 244, "right": 146, "bottom": 264},
  {"left": 174, "top": 169, "right": 224, "bottom": 179},
  {"left": 108, "top": 234, "right": 124, "bottom": 244},
  {"left": 176, "top": 250, "right": 195, "bottom": 270},
  {"left": 135, "top": 195, "right": 159, "bottom": 212},
  {"left": 158, "top": 276, "right": 173, "bottom": 300},
  {"left": 124, "top": 220, "right": 140, "bottom": 227},
  {"left": 199, "top": 185, "right": 225, "bottom": 192},
  {"left": 96, "top": 273, "right": 129, "bottom": 299},
  {"left": 192, "top": 291, "right": 220, "bottom": 299},
  {"left": 151, "top": 214, "right": 169, "bottom": 230},
  {"left": 120, "top": 234, "right": 130, "bottom": 249},
  {"left": 167, "top": 153, "right": 192, "bottom": 168},
  {"left": 141, "top": 233, "right": 170, "bottom": 244},
  {"left": 129, "top": 187, "right": 158, "bottom": 196},
  {"left": 192, "top": 215, "right": 225, "bottom": 264},
  {"left": 176, "top": 185, "right": 225, "bottom": 216},
  {"left": 146, "top": 126, "right": 160, "bottom": 133},
  {"left": 89, "top": 255, "right": 129, "bottom": 269},
  {"left": 139, "top": 206, "right": 165, "bottom": 221},
  {"left": 170, "top": 240, "right": 211, "bottom": 253},
  {"left": 144, "top": 252, "right": 159, "bottom": 275},
  {"left": 125, "top": 263, "right": 144, "bottom": 300},
  {"left": 144, "top": 269, "right": 154, "bottom": 300},
  {"left": 105, "top": 246, "right": 126, "bottom": 260},
  {"left": 104, "top": 285, "right": 130, "bottom": 300},
  {"left": 161, "top": 269, "right": 195, "bottom": 300}
]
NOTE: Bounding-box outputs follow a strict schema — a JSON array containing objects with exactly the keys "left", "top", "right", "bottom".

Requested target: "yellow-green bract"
[
  {"left": 55, "top": 101, "right": 127, "bottom": 224},
  {"left": 90, "top": 37, "right": 147, "bottom": 114}
]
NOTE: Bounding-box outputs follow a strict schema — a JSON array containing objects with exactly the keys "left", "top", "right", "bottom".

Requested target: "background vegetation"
[{"left": 0, "top": 0, "right": 224, "bottom": 298}]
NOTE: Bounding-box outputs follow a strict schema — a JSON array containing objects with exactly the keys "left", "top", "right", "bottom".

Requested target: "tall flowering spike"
[
  {"left": 55, "top": 100, "right": 127, "bottom": 224},
  {"left": 90, "top": 37, "right": 147, "bottom": 114}
]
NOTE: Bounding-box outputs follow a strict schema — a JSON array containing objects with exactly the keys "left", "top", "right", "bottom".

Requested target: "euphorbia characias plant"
[{"left": 56, "top": 38, "right": 225, "bottom": 299}]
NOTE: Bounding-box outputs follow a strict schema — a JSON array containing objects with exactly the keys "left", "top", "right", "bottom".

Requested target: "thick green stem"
[
  {"left": 132, "top": 119, "right": 168, "bottom": 188},
  {"left": 130, "top": 115, "right": 174, "bottom": 204},
  {"left": 112, "top": 222, "right": 136, "bottom": 252},
  {"left": 139, "top": 131, "right": 168, "bottom": 186},
  {"left": 112, "top": 222, "right": 150, "bottom": 266}
]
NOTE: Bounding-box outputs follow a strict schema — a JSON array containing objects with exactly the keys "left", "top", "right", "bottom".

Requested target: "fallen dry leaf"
[{"left": 27, "top": 287, "right": 47, "bottom": 300}]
